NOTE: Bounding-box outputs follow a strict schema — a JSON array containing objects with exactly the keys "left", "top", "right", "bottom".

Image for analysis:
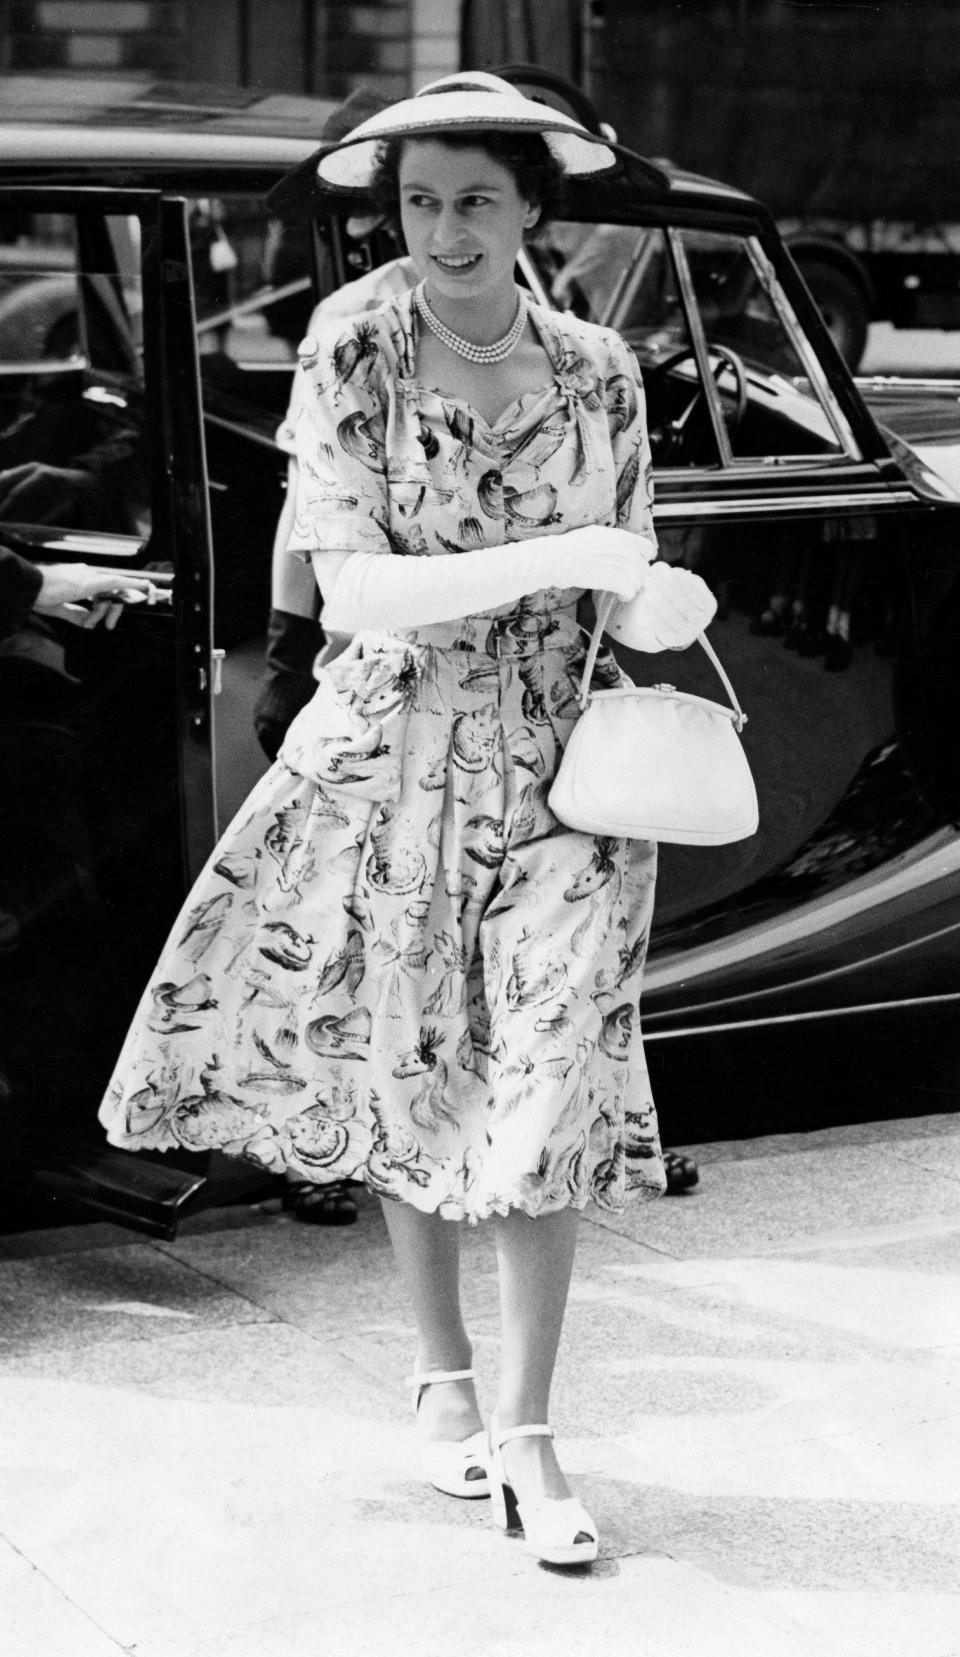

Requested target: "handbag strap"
[{"left": 579, "top": 590, "right": 748, "bottom": 731}]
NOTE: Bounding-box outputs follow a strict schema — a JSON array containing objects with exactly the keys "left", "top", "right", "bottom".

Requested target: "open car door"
[{"left": 0, "top": 186, "right": 226, "bottom": 1233}]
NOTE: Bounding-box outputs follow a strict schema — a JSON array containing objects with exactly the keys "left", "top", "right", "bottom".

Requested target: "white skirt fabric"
[{"left": 99, "top": 609, "right": 666, "bottom": 1221}]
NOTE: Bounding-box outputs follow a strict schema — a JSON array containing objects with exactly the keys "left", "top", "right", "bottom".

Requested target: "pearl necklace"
[{"left": 414, "top": 283, "right": 527, "bottom": 365}]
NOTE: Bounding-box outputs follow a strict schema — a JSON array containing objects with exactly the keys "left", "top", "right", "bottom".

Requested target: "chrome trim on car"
[
  {"left": 598, "top": 225, "right": 662, "bottom": 334},
  {"left": 516, "top": 246, "right": 550, "bottom": 307},
  {"left": 644, "top": 989, "right": 960, "bottom": 1040},
  {"left": 33, "top": 530, "right": 147, "bottom": 559},
  {"left": 0, "top": 124, "right": 320, "bottom": 169},
  {"left": 645, "top": 828, "right": 960, "bottom": 997},
  {"left": 652, "top": 488, "right": 918, "bottom": 520},
  {"left": 667, "top": 226, "right": 735, "bottom": 467},
  {"left": 196, "top": 274, "right": 312, "bottom": 338},
  {"left": 749, "top": 240, "right": 860, "bottom": 457},
  {"left": 205, "top": 411, "right": 282, "bottom": 453},
  {"left": 856, "top": 375, "right": 960, "bottom": 394},
  {"left": 649, "top": 909, "right": 960, "bottom": 1028}
]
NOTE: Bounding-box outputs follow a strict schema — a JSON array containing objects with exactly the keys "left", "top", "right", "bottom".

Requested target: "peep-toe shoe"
[
  {"left": 488, "top": 1417, "right": 598, "bottom": 1566},
  {"left": 406, "top": 1367, "right": 490, "bottom": 1499}
]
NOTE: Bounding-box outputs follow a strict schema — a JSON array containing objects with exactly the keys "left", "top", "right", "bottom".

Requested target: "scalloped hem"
[
  {"left": 101, "top": 1125, "right": 667, "bottom": 1219},
  {"left": 433, "top": 1181, "right": 666, "bottom": 1226}
]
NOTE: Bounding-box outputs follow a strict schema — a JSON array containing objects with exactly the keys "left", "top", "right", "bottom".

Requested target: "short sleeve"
[
  {"left": 274, "top": 277, "right": 412, "bottom": 456},
  {"left": 602, "top": 335, "right": 657, "bottom": 552},
  {"left": 284, "top": 317, "right": 393, "bottom": 562},
  {"left": 274, "top": 302, "right": 323, "bottom": 458},
  {"left": 274, "top": 361, "right": 306, "bottom": 459}
]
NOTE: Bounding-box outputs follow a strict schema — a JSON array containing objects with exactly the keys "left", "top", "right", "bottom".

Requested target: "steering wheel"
[{"left": 647, "top": 344, "right": 749, "bottom": 462}]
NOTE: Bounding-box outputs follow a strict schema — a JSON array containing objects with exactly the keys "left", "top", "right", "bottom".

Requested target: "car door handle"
[{"left": 85, "top": 565, "right": 174, "bottom": 605}]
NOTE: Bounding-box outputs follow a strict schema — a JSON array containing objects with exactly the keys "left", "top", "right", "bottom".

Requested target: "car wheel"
[{"left": 796, "top": 258, "right": 869, "bottom": 369}]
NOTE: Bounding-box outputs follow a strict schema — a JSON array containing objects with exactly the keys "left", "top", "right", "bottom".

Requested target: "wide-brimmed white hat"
[{"left": 315, "top": 71, "right": 617, "bottom": 191}]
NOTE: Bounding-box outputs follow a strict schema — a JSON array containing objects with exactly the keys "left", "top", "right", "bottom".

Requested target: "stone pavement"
[{"left": 2, "top": 1113, "right": 959, "bottom": 1657}]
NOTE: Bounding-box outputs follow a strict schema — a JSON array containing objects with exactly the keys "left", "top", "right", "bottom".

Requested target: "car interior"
[{"left": 523, "top": 220, "right": 851, "bottom": 466}]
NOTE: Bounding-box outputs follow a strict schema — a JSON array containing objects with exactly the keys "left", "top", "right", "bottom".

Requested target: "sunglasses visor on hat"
[{"left": 315, "top": 71, "right": 617, "bottom": 191}]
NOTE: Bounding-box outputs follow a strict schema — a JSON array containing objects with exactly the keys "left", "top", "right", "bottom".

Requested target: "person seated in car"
[
  {"left": 0, "top": 544, "right": 157, "bottom": 922},
  {"left": 0, "top": 544, "right": 156, "bottom": 624}
]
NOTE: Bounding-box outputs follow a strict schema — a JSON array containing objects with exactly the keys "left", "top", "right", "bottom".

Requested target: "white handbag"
[{"left": 548, "top": 595, "right": 759, "bottom": 844}]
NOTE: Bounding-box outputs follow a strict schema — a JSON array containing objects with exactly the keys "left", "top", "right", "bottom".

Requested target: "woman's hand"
[
  {"left": 605, "top": 561, "right": 717, "bottom": 652},
  {"left": 551, "top": 525, "right": 656, "bottom": 601}
]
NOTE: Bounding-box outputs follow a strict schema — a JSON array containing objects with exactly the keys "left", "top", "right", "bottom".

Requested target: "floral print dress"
[{"left": 99, "top": 288, "right": 666, "bottom": 1221}]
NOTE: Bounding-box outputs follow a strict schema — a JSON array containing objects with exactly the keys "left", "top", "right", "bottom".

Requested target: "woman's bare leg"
[
  {"left": 379, "top": 1197, "right": 483, "bottom": 1441},
  {"left": 493, "top": 1205, "right": 580, "bottom": 1501}
]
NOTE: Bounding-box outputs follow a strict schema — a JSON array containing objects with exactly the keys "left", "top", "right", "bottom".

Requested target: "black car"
[{"left": 2, "top": 73, "right": 958, "bottom": 1233}]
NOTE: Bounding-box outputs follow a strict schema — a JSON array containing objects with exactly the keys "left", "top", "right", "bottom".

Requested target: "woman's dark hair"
[{"left": 369, "top": 129, "right": 566, "bottom": 240}]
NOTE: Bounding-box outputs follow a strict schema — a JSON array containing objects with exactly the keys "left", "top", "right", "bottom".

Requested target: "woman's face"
[{"left": 397, "top": 139, "right": 540, "bottom": 308}]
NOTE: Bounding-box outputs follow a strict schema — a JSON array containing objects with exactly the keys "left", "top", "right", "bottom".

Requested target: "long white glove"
[
  {"left": 604, "top": 561, "right": 717, "bottom": 652},
  {"left": 318, "top": 526, "right": 656, "bottom": 634}
]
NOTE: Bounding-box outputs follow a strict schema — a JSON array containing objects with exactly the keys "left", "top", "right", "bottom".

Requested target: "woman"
[{"left": 99, "top": 72, "right": 715, "bottom": 1566}]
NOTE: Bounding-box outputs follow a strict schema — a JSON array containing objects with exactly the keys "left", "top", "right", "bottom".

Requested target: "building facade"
[
  {"left": 0, "top": 0, "right": 582, "bottom": 97},
  {"left": 0, "top": 0, "right": 457, "bottom": 98}
]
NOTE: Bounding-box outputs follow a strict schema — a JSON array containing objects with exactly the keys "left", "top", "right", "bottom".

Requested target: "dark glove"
[{"left": 253, "top": 607, "right": 325, "bottom": 761}]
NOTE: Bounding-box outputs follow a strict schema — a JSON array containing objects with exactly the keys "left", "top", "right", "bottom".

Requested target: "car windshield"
[
  {"left": 531, "top": 222, "right": 689, "bottom": 363},
  {"left": 533, "top": 220, "right": 856, "bottom": 466}
]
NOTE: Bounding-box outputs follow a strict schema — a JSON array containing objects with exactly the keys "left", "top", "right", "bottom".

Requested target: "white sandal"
[
  {"left": 488, "top": 1416, "right": 598, "bottom": 1565},
  {"left": 406, "top": 1367, "right": 490, "bottom": 1499}
]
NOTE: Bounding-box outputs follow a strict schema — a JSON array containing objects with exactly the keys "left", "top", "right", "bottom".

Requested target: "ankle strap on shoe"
[
  {"left": 496, "top": 1423, "right": 554, "bottom": 1447},
  {"left": 405, "top": 1367, "right": 475, "bottom": 1390}
]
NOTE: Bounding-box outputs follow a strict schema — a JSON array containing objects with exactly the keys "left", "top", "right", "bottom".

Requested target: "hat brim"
[
  {"left": 315, "top": 89, "right": 617, "bottom": 191},
  {"left": 265, "top": 85, "right": 393, "bottom": 219}
]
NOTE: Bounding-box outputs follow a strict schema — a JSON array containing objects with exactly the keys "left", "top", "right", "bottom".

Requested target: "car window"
[
  {"left": 673, "top": 228, "right": 853, "bottom": 463},
  {"left": 0, "top": 211, "right": 149, "bottom": 538},
  {"left": 537, "top": 219, "right": 857, "bottom": 470},
  {"left": 186, "top": 195, "right": 322, "bottom": 434},
  {"left": 533, "top": 223, "right": 714, "bottom": 468},
  {"left": 190, "top": 198, "right": 313, "bottom": 353},
  {"left": 187, "top": 194, "right": 325, "bottom": 652},
  {"left": 0, "top": 212, "right": 80, "bottom": 361}
]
